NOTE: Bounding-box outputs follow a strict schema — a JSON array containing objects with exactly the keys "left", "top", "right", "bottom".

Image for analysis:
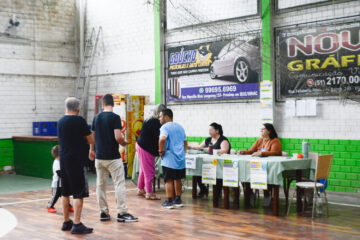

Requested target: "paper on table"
[
  {"left": 188, "top": 142, "right": 200, "bottom": 149},
  {"left": 202, "top": 158, "right": 217, "bottom": 185},
  {"left": 250, "top": 159, "right": 268, "bottom": 190},
  {"left": 185, "top": 155, "right": 196, "bottom": 169},
  {"left": 223, "top": 159, "right": 239, "bottom": 187}
]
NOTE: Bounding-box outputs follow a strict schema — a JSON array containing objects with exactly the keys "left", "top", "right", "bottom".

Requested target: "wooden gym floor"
[{"left": 1, "top": 180, "right": 360, "bottom": 240}]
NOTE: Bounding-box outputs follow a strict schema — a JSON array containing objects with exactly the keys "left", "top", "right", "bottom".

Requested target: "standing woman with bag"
[{"left": 136, "top": 104, "right": 166, "bottom": 200}]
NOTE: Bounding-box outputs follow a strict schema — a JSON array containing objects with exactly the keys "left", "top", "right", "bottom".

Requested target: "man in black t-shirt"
[
  {"left": 57, "top": 97, "right": 94, "bottom": 234},
  {"left": 90, "top": 94, "right": 138, "bottom": 223}
]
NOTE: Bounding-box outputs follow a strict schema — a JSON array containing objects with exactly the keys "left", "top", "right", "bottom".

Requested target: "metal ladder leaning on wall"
[{"left": 75, "top": 26, "right": 102, "bottom": 120}]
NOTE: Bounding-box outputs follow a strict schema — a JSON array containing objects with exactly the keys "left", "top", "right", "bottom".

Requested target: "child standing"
[{"left": 47, "top": 145, "right": 74, "bottom": 213}]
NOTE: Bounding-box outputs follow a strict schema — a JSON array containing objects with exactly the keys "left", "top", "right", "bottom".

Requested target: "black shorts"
[
  {"left": 162, "top": 166, "right": 186, "bottom": 182},
  {"left": 61, "top": 167, "right": 89, "bottom": 199}
]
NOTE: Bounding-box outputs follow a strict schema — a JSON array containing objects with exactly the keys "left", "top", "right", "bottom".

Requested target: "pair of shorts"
[
  {"left": 162, "top": 166, "right": 186, "bottom": 182},
  {"left": 61, "top": 167, "right": 89, "bottom": 199}
]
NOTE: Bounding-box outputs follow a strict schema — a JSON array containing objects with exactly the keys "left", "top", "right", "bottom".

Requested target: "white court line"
[
  {"left": 0, "top": 188, "right": 137, "bottom": 206},
  {"left": 327, "top": 202, "right": 360, "bottom": 208},
  {"left": 0, "top": 209, "right": 18, "bottom": 238}
]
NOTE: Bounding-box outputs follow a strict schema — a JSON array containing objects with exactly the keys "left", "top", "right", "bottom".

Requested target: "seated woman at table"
[
  {"left": 238, "top": 123, "right": 282, "bottom": 157},
  {"left": 189, "top": 122, "right": 231, "bottom": 198},
  {"left": 238, "top": 123, "right": 282, "bottom": 207}
]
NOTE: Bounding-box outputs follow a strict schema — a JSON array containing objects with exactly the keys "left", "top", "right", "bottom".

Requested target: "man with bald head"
[{"left": 57, "top": 97, "right": 94, "bottom": 234}]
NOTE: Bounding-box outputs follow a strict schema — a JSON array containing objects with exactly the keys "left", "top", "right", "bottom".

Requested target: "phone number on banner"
[
  {"left": 315, "top": 75, "right": 360, "bottom": 86},
  {"left": 204, "top": 86, "right": 237, "bottom": 93}
]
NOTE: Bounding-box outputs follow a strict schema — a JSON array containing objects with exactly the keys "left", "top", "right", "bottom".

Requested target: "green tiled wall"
[
  {"left": 187, "top": 136, "right": 360, "bottom": 193},
  {"left": 2, "top": 136, "right": 359, "bottom": 192}
]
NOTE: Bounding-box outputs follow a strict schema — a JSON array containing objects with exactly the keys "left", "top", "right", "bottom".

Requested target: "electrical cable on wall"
[{"left": 32, "top": 1, "right": 37, "bottom": 112}]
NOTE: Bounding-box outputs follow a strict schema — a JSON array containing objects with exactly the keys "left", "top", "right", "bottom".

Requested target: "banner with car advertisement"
[
  {"left": 166, "top": 34, "right": 261, "bottom": 102},
  {"left": 276, "top": 21, "right": 360, "bottom": 98}
]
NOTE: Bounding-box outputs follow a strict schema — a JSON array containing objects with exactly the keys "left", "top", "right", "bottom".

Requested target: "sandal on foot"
[
  {"left": 145, "top": 193, "right": 161, "bottom": 200},
  {"left": 137, "top": 189, "right": 146, "bottom": 197}
]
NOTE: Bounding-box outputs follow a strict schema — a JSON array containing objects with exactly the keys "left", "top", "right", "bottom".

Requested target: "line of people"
[
  {"left": 48, "top": 94, "right": 282, "bottom": 234},
  {"left": 48, "top": 94, "right": 138, "bottom": 235},
  {"left": 136, "top": 105, "right": 187, "bottom": 209}
]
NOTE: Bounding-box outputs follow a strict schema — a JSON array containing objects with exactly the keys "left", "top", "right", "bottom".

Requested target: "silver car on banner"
[{"left": 210, "top": 38, "right": 260, "bottom": 83}]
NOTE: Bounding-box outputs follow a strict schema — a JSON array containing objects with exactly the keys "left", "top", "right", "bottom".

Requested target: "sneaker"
[
  {"left": 173, "top": 197, "right": 184, "bottom": 208},
  {"left": 70, "top": 222, "right": 93, "bottom": 234},
  {"left": 61, "top": 220, "right": 73, "bottom": 231},
  {"left": 47, "top": 207, "right": 57, "bottom": 213},
  {"left": 161, "top": 199, "right": 174, "bottom": 209},
  {"left": 100, "top": 212, "right": 110, "bottom": 221},
  {"left": 117, "top": 213, "right": 139, "bottom": 222}
]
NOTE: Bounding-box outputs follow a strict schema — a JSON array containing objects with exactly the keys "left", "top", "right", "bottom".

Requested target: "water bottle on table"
[{"left": 302, "top": 141, "right": 310, "bottom": 159}]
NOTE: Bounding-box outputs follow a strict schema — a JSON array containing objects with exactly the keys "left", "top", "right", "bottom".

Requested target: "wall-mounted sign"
[
  {"left": 167, "top": 34, "right": 261, "bottom": 102},
  {"left": 276, "top": 21, "right": 360, "bottom": 99}
]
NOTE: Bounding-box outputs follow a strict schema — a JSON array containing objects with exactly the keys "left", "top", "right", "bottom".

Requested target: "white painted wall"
[
  {"left": 2, "top": 0, "right": 358, "bottom": 141},
  {"left": 0, "top": 0, "right": 78, "bottom": 139},
  {"left": 170, "top": 101, "right": 261, "bottom": 138},
  {"left": 85, "top": 0, "right": 155, "bottom": 123}
]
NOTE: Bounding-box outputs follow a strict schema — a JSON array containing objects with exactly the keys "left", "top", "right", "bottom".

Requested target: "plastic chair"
[
  {"left": 287, "top": 154, "right": 333, "bottom": 218},
  {"left": 282, "top": 152, "right": 318, "bottom": 209}
]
